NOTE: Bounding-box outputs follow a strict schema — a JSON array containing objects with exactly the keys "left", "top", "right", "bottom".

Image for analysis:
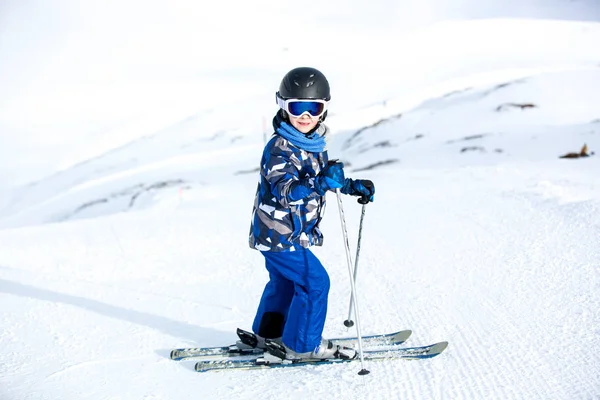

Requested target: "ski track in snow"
[{"left": 45, "top": 355, "right": 153, "bottom": 380}]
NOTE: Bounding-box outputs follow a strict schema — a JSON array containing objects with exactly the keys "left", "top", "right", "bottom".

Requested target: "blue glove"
[
  {"left": 315, "top": 162, "right": 345, "bottom": 195},
  {"left": 341, "top": 178, "right": 375, "bottom": 202}
]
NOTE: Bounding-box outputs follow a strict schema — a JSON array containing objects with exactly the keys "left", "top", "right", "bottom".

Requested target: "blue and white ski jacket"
[{"left": 249, "top": 123, "right": 330, "bottom": 252}]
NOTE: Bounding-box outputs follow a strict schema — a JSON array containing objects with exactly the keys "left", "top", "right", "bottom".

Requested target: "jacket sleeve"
[{"left": 263, "top": 142, "right": 321, "bottom": 207}]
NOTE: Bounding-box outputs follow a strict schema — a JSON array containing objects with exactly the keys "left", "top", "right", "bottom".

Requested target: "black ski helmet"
[{"left": 276, "top": 67, "right": 331, "bottom": 101}]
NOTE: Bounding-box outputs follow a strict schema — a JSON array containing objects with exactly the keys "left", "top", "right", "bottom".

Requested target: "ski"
[
  {"left": 170, "top": 344, "right": 264, "bottom": 361},
  {"left": 170, "top": 328, "right": 412, "bottom": 361},
  {"left": 194, "top": 341, "right": 449, "bottom": 372}
]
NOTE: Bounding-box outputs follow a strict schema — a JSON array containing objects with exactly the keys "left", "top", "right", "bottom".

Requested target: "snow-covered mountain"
[{"left": 1, "top": 1, "right": 599, "bottom": 399}]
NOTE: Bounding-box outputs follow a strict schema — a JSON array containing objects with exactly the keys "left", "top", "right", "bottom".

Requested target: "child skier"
[{"left": 248, "top": 67, "right": 375, "bottom": 360}]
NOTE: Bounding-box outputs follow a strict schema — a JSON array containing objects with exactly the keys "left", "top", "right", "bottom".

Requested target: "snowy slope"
[
  {"left": 1, "top": 145, "right": 599, "bottom": 399},
  {"left": 2, "top": 1, "right": 600, "bottom": 399},
  {"left": 2, "top": 67, "right": 599, "bottom": 228}
]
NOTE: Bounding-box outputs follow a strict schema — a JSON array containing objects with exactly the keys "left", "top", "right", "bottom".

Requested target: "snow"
[{"left": 1, "top": 1, "right": 600, "bottom": 399}]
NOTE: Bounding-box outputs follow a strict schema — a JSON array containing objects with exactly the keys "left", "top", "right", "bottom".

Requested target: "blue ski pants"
[{"left": 252, "top": 247, "right": 330, "bottom": 353}]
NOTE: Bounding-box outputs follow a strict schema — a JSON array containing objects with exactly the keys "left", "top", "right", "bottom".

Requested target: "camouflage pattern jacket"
[{"left": 249, "top": 124, "right": 330, "bottom": 252}]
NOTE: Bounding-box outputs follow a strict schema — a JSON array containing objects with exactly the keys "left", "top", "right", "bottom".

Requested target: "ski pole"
[
  {"left": 335, "top": 188, "right": 370, "bottom": 375},
  {"left": 344, "top": 197, "right": 369, "bottom": 328}
]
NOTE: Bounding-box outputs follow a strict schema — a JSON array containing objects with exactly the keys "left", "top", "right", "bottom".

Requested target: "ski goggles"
[{"left": 276, "top": 97, "right": 328, "bottom": 118}]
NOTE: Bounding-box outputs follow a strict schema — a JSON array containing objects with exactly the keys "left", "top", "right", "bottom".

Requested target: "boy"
[{"left": 248, "top": 67, "right": 375, "bottom": 359}]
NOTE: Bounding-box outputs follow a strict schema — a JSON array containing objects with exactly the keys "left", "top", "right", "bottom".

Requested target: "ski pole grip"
[{"left": 357, "top": 196, "right": 370, "bottom": 205}]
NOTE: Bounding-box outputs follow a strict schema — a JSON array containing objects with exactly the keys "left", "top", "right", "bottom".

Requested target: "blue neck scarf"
[{"left": 276, "top": 122, "right": 327, "bottom": 153}]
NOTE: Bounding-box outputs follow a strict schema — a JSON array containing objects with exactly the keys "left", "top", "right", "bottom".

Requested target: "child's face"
[{"left": 289, "top": 114, "right": 319, "bottom": 134}]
